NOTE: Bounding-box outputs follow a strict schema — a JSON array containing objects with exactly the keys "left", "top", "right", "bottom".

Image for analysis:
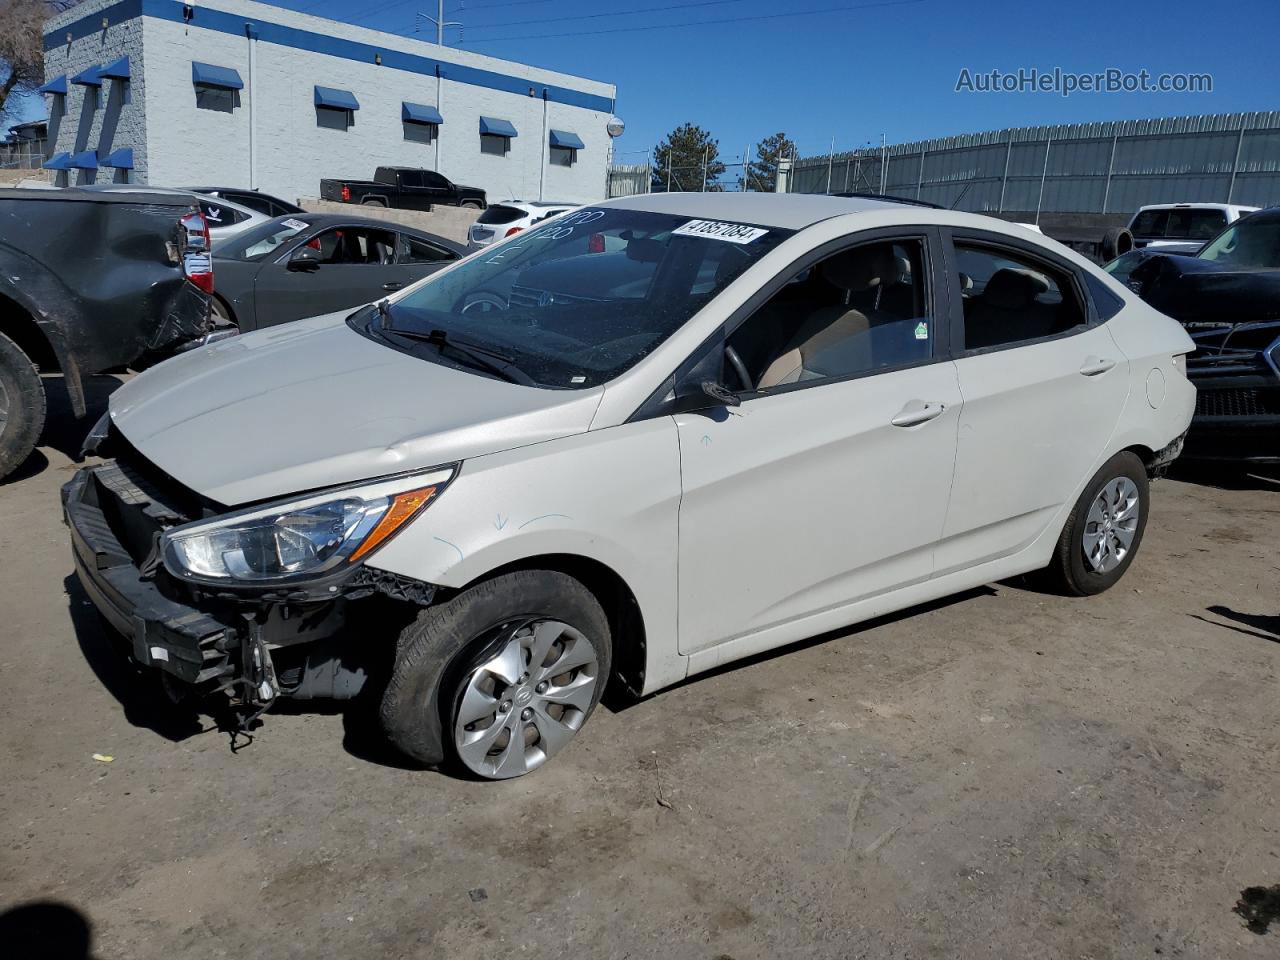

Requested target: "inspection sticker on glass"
[
  {"left": 672, "top": 219, "right": 769, "bottom": 244},
  {"left": 282, "top": 219, "right": 310, "bottom": 230},
  {"left": 914, "top": 321, "right": 929, "bottom": 341}
]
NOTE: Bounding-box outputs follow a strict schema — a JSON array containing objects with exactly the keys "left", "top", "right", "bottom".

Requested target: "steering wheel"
[
  {"left": 725, "top": 345, "right": 752, "bottom": 392},
  {"left": 455, "top": 291, "right": 509, "bottom": 316}
]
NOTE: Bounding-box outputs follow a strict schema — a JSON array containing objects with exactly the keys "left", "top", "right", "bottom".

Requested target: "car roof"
[
  {"left": 1134, "top": 202, "right": 1258, "bottom": 213},
  {"left": 598, "top": 191, "right": 915, "bottom": 230}
]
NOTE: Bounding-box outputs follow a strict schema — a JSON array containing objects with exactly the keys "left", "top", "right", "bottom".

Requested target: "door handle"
[
  {"left": 891, "top": 400, "right": 946, "bottom": 428},
  {"left": 382, "top": 281, "right": 404, "bottom": 291},
  {"left": 1079, "top": 356, "right": 1116, "bottom": 376}
]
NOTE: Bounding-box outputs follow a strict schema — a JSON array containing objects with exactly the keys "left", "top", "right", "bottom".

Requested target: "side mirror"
[
  {"left": 288, "top": 246, "right": 322, "bottom": 272},
  {"left": 701, "top": 380, "right": 741, "bottom": 407}
]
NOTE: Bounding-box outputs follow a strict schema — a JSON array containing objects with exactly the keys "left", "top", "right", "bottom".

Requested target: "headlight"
[{"left": 162, "top": 468, "right": 453, "bottom": 583}]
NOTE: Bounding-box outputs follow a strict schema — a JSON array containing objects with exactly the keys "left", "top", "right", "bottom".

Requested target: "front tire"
[
  {"left": 0, "top": 331, "right": 46, "bottom": 480},
  {"left": 1042, "top": 451, "right": 1149, "bottom": 596},
  {"left": 379, "top": 570, "right": 611, "bottom": 778}
]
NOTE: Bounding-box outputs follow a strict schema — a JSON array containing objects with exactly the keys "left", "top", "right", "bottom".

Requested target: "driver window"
[
  {"left": 303, "top": 227, "right": 397, "bottom": 265},
  {"left": 726, "top": 239, "right": 931, "bottom": 392}
]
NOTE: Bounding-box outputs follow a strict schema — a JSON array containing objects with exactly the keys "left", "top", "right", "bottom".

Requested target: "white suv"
[
  {"left": 467, "top": 201, "right": 576, "bottom": 247},
  {"left": 1127, "top": 202, "right": 1257, "bottom": 254}
]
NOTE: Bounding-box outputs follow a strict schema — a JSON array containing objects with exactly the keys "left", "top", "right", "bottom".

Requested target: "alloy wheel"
[
  {"left": 453, "top": 619, "right": 599, "bottom": 779},
  {"left": 1082, "top": 476, "right": 1140, "bottom": 573}
]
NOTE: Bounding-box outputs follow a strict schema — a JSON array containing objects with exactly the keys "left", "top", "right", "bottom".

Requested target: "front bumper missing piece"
[{"left": 62, "top": 464, "right": 435, "bottom": 728}]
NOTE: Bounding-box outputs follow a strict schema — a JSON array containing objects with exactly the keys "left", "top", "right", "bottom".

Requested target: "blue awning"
[
  {"left": 38, "top": 75, "right": 68, "bottom": 96},
  {"left": 71, "top": 66, "right": 103, "bottom": 87},
  {"left": 479, "top": 116, "right": 517, "bottom": 138},
  {"left": 102, "top": 147, "right": 134, "bottom": 169},
  {"left": 402, "top": 101, "right": 443, "bottom": 125},
  {"left": 191, "top": 61, "right": 243, "bottom": 90},
  {"left": 549, "top": 129, "right": 584, "bottom": 150},
  {"left": 100, "top": 56, "right": 131, "bottom": 81},
  {"left": 315, "top": 86, "right": 359, "bottom": 111},
  {"left": 42, "top": 152, "right": 72, "bottom": 170},
  {"left": 69, "top": 150, "right": 98, "bottom": 170}
]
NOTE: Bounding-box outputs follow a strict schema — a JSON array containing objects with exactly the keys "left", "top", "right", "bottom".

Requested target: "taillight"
[
  {"left": 505, "top": 226, "right": 524, "bottom": 238},
  {"left": 178, "top": 210, "right": 214, "bottom": 294},
  {"left": 341, "top": 185, "right": 351, "bottom": 202},
  {"left": 588, "top": 232, "right": 605, "bottom": 253}
]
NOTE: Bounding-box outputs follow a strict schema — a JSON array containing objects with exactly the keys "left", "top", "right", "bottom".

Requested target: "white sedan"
[{"left": 68, "top": 193, "right": 1195, "bottom": 780}]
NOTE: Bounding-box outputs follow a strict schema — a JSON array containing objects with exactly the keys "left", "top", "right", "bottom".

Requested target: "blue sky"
[{"left": 15, "top": 0, "right": 1280, "bottom": 162}]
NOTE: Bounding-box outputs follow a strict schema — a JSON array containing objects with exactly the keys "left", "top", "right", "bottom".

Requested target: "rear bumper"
[{"left": 62, "top": 468, "right": 237, "bottom": 684}]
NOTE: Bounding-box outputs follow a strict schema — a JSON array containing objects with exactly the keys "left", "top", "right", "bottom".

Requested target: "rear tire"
[
  {"left": 1041, "top": 451, "right": 1149, "bottom": 596},
  {"left": 361, "top": 198, "right": 388, "bottom": 208},
  {"left": 380, "top": 570, "right": 611, "bottom": 778},
  {"left": 0, "top": 331, "right": 46, "bottom": 480}
]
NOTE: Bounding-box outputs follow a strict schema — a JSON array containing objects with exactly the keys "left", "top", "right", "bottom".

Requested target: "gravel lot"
[{"left": 2, "top": 375, "right": 1278, "bottom": 959}]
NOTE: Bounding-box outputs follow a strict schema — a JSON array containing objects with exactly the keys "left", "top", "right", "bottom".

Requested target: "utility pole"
[{"left": 416, "top": 2, "right": 461, "bottom": 45}]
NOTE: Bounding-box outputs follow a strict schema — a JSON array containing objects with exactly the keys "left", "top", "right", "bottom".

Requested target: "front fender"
[{"left": 364, "top": 419, "right": 687, "bottom": 692}]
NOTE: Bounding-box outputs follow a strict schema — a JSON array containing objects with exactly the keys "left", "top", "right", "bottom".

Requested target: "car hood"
[{"left": 108, "top": 311, "right": 603, "bottom": 505}]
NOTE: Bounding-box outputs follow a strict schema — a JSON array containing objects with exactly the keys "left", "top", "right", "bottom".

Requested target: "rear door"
[
  {"left": 421, "top": 171, "right": 454, "bottom": 207},
  {"left": 935, "top": 229, "right": 1129, "bottom": 574},
  {"left": 252, "top": 225, "right": 401, "bottom": 327}
]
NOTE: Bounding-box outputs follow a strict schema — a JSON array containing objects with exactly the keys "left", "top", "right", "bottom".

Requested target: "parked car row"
[{"left": 58, "top": 192, "right": 1197, "bottom": 781}]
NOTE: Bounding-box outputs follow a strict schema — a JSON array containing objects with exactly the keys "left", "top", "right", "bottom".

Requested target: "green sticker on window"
[{"left": 914, "top": 321, "right": 929, "bottom": 341}]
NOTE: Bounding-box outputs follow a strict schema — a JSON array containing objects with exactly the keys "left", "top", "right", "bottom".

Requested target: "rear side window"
[
  {"left": 1085, "top": 273, "right": 1125, "bottom": 321},
  {"left": 226, "top": 192, "right": 272, "bottom": 215},
  {"left": 200, "top": 201, "right": 249, "bottom": 226},
  {"left": 476, "top": 205, "right": 525, "bottom": 226},
  {"left": 954, "top": 243, "right": 1087, "bottom": 351},
  {"left": 400, "top": 235, "right": 458, "bottom": 264}
]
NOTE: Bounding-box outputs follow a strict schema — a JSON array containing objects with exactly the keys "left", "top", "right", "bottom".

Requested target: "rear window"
[
  {"left": 1166, "top": 209, "right": 1227, "bottom": 240},
  {"left": 1129, "top": 210, "right": 1169, "bottom": 238},
  {"left": 476, "top": 204, "right": 526, "bottom": 226}
]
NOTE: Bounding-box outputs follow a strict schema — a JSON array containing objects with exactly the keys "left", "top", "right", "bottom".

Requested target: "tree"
[
  {"left": 652, "top": 123, "right": 725, "bottom": 193},
  {"left": 0, "top": 0, "right": 51, "bottom": 125},
  {"left": 745, "top": 132, "right": 796, "bottom": 193}
]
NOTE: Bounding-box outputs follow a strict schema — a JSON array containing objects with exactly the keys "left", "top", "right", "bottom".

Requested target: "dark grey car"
[{"left": 210, "top": 214, "right": 466, "bottom": 333}]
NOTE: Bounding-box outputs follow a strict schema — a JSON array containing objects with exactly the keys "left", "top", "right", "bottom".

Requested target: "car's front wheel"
[
  {"left": 1042, "top": 450, "right": 1149, "bottom": 596},
  {"left": 380, "top": 570, "right": 611, "bottom": 778}
]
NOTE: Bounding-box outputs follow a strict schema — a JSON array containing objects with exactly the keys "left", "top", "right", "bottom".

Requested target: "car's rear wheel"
[
  {"left": 361, "top": 198, "right": 388, "bottom": 208},
  {"left": 380, "top": 570, "right": 611, "bottom": 778},
  {"left": 1042, "top": 451, "right": 1149, "bottom": 596},
  {"left": 0, "top": 331, "right": 46, "bottom": 480}
]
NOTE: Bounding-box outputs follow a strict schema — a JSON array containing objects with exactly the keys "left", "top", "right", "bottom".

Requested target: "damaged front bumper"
[{"left": 62, "top": 462, "right": 436, "bottom": 720}]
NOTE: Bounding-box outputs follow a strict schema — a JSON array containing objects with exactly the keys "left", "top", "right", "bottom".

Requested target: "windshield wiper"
[{"left": 383, "top": 325, "right": 535, "bottom": 386}]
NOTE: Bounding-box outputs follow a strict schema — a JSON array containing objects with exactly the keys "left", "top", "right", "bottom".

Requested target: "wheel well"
[
  {"left": 1124, "top": 443, "right": 1159, "bottom": 476},
  {"left": 211, "top": 292, "right": 237, "bottom": 324},
  {"left": 0, "top": 293, "right": 57, "bottom": 371},
  {"left": 461, "top": 554, "right": 647, "bottom": 699}
]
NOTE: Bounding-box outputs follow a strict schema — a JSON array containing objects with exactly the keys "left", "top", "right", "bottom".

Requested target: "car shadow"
[
  {"left": 1168, "top": 460, "right": 1280, "bottom": 492},
  {"left": 1190, "top": 605, "right": 1280, "bottom": 645},
  {"left": 63, "top": 573, "right": 215, "bottom": 743},
  {"left": 602, "top": 585, "right": 998, "bottom": 714},
  {"left": 0, "top": 900, "right": 100, "bottom": 960},
  {"left": 1, "top": 374, "right": 123, "bottom": 487}
]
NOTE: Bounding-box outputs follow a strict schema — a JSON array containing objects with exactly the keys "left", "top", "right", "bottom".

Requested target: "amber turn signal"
[{"left": 348, "top": 486, "right": 438, "bottom": 563}]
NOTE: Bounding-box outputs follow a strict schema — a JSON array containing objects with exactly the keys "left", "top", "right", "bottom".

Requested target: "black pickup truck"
[
  {"left": 319, "top": 167, "right": 486, "bottom": 211},
  {"left": 0, "top": 188, "right": 215, "bottom": 479}
]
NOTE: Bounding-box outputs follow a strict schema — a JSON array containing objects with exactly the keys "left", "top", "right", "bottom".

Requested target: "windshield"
[
  {"left": 357, "top": 207, "right": 793, "bottom": 388},
  {"left": 1198, "top": 217, "right": 1280, "bottom": 269},
  {"left": 214, "top": 217, "right": 311, "bottom": 260}
]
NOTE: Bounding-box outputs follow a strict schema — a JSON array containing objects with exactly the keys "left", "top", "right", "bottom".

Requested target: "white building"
[{"left": 39, "top": 0, "right": 618, "bottom": 204}]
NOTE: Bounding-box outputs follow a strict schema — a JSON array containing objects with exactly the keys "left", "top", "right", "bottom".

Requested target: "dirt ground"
[{"left": 2, "top": 375, "right": 1278, "bottom": 959}]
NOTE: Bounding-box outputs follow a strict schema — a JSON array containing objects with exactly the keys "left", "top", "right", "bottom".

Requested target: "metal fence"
[
  {"left": 0, "top": 136, "right": 48, "bottom": 170},
  {"left": 787, "top": 112, "right": 1280, "bottom": 215}
]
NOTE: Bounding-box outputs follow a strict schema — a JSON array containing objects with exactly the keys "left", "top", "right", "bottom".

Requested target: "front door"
[
  {"left": 675, "top": 233, "right": 962, "bottom": 655},
  {"left": 254, "top": 226, "right": 403, "bottom": 327},
  {"left": 935, "top": 232, "right": 1130, "bottom": 573}
]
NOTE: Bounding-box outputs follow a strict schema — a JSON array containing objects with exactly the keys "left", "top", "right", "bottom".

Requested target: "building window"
[
  {"left": 404, "top": 121, "right": 437, "bottom": 144},
  {"left": 481, "top": 133, "right": 510, "bottom": 156},
  {"left": 196, "top": 87, "right": 239, "bottom": 112},
  {"left": 550, "top": 146, "right": 576, "bottom": 167},
  {"left": 317, "top": 106, "right": 353, "bottom": 131}
]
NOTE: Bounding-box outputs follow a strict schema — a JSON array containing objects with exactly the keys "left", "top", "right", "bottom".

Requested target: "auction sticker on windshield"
[{"left": 672, "top": 220, "right": 769, "bottom": 244}]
